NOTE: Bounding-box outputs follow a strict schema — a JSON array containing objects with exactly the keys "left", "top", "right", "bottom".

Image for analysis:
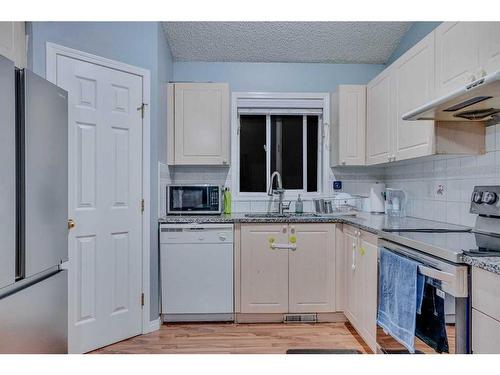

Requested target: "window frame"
[{"left": 231, "top": 92, "right": 331, "bottom": 201}]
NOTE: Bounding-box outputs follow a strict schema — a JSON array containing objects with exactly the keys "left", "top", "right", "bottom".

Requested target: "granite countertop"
[
  {"left": 159, "top": 211, "right": 500, "bottom": 275},
  {"left": 461, "top": 255, "right": 500, "bottom": 275},
  {"left": 158, "top": 211, "right": 467, "bottom": 235}
]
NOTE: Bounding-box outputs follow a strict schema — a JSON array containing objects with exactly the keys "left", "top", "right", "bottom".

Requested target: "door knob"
[{"left": 68, "top": 219, "right": 76, "bottom": 230}]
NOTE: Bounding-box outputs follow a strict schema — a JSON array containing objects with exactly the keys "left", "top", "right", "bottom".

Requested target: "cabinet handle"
[
  {"left": 271, "top": 243, "right": 297, "bottom": 251},
  {"left": 290, "top": 226, "right": 295, "bottom": 234},
  {"left": 282, "top": 225, "right": 287, "bottom": 234},
  {"left": 352, "top": 247, "right": 356, "bottom": 271}
]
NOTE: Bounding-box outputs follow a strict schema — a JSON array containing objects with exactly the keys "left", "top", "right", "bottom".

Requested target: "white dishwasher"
[{"left": 160, "top": 223, "right": 234, "bottom": 322}]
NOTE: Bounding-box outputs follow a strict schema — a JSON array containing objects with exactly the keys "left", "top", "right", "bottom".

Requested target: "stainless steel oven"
[
  {"left": 167, "top": 184, "right": 222, "bottom": 215},
  {"left": 376, "top": 238, "right": 470, "bottom": 354}
]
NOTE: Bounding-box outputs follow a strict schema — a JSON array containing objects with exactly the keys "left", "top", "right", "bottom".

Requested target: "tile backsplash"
[
  {"left": 159, "top": 124, "right": 500, "bottom": 226},
  {"left": 382, "top": 124, "right": 500, "bottom": 226}
]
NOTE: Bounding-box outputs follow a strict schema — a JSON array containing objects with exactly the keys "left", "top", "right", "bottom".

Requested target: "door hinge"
[
  {"left": 141, "top": 199, "right": 145, "bottom": 213},
  {"left": 137, "top": 103, "right": 147, "bottom": 119},
  {"left": 141, "top": 293, "right": 145, "bottom": 307}
]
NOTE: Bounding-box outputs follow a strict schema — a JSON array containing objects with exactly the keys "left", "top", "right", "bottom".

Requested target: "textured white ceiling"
[{"left": 162, "top": 22, "right": 412, "bottom": 64}]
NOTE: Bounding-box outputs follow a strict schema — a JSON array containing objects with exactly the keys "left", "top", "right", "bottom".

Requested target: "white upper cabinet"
[
  {"left": 331, "top": 85, "right": 366, "bottom": 166},
  {"left": 478, "top": 22, "right": 500, "bottom": 75},
  {"left": 393, "top": 31, "right": 435, "bottom": 161},
  {"left": 366, "top": 68, "right": 393, "bottom": 165},
  {"left": 167, "top": 82, "right": 230, "bottom": 165},
  {"left": 0, "top": 22, "right": 26, "bottom": 68},
  {"left": 435, "top": 22, "right": 481, "bottom": 96}
]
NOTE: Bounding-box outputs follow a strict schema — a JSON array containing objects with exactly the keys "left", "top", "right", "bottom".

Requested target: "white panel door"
[
  {"left": 393, "top": 31, "right": 435, "bottom": 161},
  {"left": 288, "top": 223, "right": 335, "bottom": 313},
  {"left": 435, "top": 22, "right": 481, "bottom": 96},
  {"left": 57, "top": 55, "right": 143, "bottom": 353},
  {"left": 366, "top": 69, "right": 393, "bottom": 165}
]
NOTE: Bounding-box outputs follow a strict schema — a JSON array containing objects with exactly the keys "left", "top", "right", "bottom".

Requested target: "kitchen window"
[
  {"left": 232, "top": 92, "right": 330, "bottom": 198},
  {"left": 239, "top": 114, "right": 319, "bottom": 193}
]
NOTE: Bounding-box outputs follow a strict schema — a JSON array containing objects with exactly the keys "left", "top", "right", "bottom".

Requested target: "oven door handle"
[{"left": 417, "top": 265, "right": 454, "bottom": 284}]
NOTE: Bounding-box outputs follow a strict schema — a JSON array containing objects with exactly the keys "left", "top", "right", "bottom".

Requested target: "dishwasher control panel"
[{"left": 160, "top": 223, "right": 234, "bottom": 244}]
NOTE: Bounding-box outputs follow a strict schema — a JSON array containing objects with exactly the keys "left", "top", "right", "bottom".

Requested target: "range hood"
[{"left": 403, "top": 71, "right": 500, "bottom": 122}]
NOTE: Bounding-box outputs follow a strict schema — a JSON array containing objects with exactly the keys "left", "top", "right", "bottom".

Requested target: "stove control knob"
[
  {"left": 472, "top": 191, "right": 483, "bottom": 203},
  {"left": 482, "top": 191, "right": 498, "bottom": 205}
]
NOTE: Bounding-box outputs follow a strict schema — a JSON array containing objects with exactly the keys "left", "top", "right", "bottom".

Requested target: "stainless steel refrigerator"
[{"left": 0, "top": 55, "right": 68, "bottom": 353}]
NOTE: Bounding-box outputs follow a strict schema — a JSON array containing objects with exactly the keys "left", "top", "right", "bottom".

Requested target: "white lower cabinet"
[
  {"left": 342, "top": 225, "right": 378, "bottom": 353},
  {"left": 288, "top": 224, "right": 335, "bottom": 313},
  {"left": 472, "top": 267, "right": 500, "bottom": 353},
  {"left": 239, "top": 223, "right": 336, "bottom": 315},
  {"left": 240, "top": 224, "right": 289, "bottom": 313}
]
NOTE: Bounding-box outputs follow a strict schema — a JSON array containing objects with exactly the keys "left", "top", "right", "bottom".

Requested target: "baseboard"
[{"left": 148, "top": 317, "right": 161, "bottom": 333}]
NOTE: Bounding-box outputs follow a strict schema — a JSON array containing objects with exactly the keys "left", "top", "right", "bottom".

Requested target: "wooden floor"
[{"left": 91, "top": 322, "right": 372, "bottom": 354}]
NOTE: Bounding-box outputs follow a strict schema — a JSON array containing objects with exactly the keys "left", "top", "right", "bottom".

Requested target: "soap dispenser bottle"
[{"left": 295, "top": 194, "right": 303, "bottom": 214}]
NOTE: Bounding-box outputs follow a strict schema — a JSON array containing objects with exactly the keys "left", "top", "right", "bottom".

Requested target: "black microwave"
[{"left": 167, "top": 184, "right": 222, "bottom": 215}]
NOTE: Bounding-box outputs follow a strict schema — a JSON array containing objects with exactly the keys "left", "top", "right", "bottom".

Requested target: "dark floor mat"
[{"left": 286, "top": 349, "right": 362, "bottom": 354}]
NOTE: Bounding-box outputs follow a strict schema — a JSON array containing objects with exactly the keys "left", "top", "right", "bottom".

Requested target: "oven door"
[
  {"left": 376, "top": 239, "right": 470, "bottom": 354},
  {"left": 167, "top": 185, "right": 221, "bottom": 214}
]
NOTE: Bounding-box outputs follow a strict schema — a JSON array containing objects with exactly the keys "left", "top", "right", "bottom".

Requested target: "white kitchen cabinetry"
[
  {"left": 331, "top": 85, "right": 366, "bottom": 166},
  {"left": 436, "top": 22, "right": 500, "bottom": 97},
  {"left": 435, "top": 22, "right": 482, "bottom": 96},
  {"left": 239, "top": 223, "right": 336, "bottom": 315},
  {"left": 366, "top": 30, "right": 484, "bottom": 165},
  {"left": 167, "top": 82, "right": 230, "bottom": 165},
  {"left": 366, "top": 68, "right": 393, "bottom": 165},
  {"left": 288, "top": 223, "right": 335, "bottom": 313},
  {"left": 472, "top": 267, "right": 500, "bottom": 353},
  {"left": 392, "top": 31, "right": 436, "bottom": 161},
  {"left": 342, "top": 225, "right": 378, "bottom": 353},
  {"left": 0, "top": 22, "right": 26, "bottom": 68},
  {"left": 479, "top": 22, "right": 500, "bottom": 75},
  {"left": 240, "top": 224, "right": 289, "bottom": 314}
]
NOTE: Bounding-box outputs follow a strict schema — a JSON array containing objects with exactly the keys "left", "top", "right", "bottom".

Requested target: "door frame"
[{"left": 45, "top": 42, "right": 152, "bottom": 334}]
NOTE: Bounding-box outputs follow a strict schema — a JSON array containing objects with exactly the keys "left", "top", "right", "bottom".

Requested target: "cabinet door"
[
  {"left": 343, "top": 227, "right": 359, "bottom": 327},
  {"left": 0, "top": 22, "right": 26, "bottom": 68},
  {"left": 479, "top": 22, "right": 500, "bottom": 75},
  {"left": 337, "top": 85, "right": 366, "bottom": 166},
  {"left": 393, "top": 32, "right": 435, "bottom": 161},
  {"left": 435, "top": 22, "right": 481, "bottom": 96},
  {"left": 288, "top": 224, "right": 335, "bottom": 313},
  {"left": 240, "top": 224, "right": 289, "bottom": 313},
  {"left": 174, "top": 83, "right": 229, "bottom": 165},
  {"left": 472, "top": 309, "right": 500, "bottom": 354},
  {"left": 359, "top": 232, "right": 378, "bottom": 353},
  {"left": 366, "top": 69, "right": 393, "bottom": 165}
]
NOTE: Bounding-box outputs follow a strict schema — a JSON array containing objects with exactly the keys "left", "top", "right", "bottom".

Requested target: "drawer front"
[
  {"left": 472, "top": 309, "right": 500, "bottom": 354},
  {"left": 472, "top": 268, "right": 500, "bottom": 322}
]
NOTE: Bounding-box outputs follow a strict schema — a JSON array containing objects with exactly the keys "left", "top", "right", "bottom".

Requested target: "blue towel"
[{"left": 377, "top": 248, "right": 425, "bottom": 353}]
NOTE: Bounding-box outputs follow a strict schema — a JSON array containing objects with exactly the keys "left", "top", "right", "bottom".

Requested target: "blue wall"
[
  {"left": 386, "top": 22, "right": 442, "bottom": 65},
  {"left": 173, "top": 62, "right": 385, "bottom": 91},
  {"left": 28, "top": 21, "right": 173, "bottom": 321}
]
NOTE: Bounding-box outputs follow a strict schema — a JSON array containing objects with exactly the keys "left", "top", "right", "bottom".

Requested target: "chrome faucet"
[{"left": 267, "top": 171, "right": 290, "bottom": 215}]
